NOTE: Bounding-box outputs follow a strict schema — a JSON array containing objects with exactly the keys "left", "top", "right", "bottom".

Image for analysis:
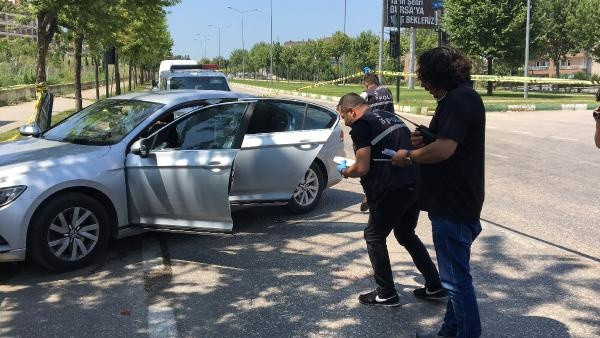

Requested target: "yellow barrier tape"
[
  {"left": 297, "top": 71, "right": 597, "bottom": 91},
  {"left": 5, "top": 82, "right": 47, "bottom": 142},
  {"left": 298, "top": 72, "right": 364, "bottom": 90}
]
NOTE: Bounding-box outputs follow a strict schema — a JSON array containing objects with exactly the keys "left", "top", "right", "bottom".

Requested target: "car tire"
[
  {"left": 287, "top": 162, "right": 325, "bottom": 214},
  {"left": 29, "top": 192, "right": 110, "bottom": 272}
]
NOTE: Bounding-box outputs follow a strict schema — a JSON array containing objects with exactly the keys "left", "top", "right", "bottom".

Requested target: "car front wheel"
[
  {"left": 29, "top": 192, "right": 110, "bottom": 272},
  {"left": 287, "top": 162, "right": 324, "bottom": 214}
]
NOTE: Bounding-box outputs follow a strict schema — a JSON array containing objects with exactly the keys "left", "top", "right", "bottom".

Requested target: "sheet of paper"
[{"left": 333, "top": 156, "right": 356, "bottom": 166}]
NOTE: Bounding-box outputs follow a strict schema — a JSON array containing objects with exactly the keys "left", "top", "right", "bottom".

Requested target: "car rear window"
[{"left": 169, "top": 76, "right": 230, "bottom": 91}]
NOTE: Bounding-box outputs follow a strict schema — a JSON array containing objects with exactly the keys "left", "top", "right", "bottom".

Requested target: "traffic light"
[
  {"left": 105, "top": 47, "right": 116, "bottom": 65},
  {"left": 389, "top": 30, "right": 399, "bottom": 58}
]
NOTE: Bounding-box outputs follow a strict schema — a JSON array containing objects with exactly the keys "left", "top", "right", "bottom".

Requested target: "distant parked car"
[{"left": 0, "top": 90, "right": 345, "bottom": 271}]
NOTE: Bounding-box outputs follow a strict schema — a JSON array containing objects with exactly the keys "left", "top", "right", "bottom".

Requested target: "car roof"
[
  {"left": 110, "top": 90, "right": 256, "bottom": 105},
  {"left": 167, "top": 71, "right": 226, "bottom": 78}
]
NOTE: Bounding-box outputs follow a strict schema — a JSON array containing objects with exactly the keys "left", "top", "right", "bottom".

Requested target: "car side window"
[
  {"left": 151, "top": 103, "right": 247, "bottom": 151},
  {"left": 246, "top": 101, "right": 306, "bottom": 134},
  {"left": 304, "top": 105, "right": 336, "bottom": 130}
]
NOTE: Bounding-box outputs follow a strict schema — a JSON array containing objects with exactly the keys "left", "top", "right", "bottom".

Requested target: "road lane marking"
[
  {"left": 509, "top": 130, "right": 531, "bottom": 135},
  {"left": 549, "top": 136, "right": 578, "bottom": 142},
  {"left": 487, "top": 153, "right": 509, "bottom": 159},
  {"left": 142, "top": 239, "right": 178, "bottom": 338},
  {"left": 486, "top": 126, "right": 498, "bottom": 130}
]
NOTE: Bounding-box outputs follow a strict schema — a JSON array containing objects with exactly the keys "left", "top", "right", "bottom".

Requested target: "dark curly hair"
[{"left": 417, "top": 46, "right": 472, "bottom": 91}]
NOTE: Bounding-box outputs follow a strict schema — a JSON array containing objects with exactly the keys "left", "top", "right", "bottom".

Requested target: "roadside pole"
[
  {"left": 408, "top": 27, "right": 416, "bottom": 89},
  {"left": 524, "top": 0, "right": 531, "bottom": 98},
  {"left": 378, "top": 0, "right": 385, "bottom": 83},
  {"left": 395, "top": 13, "right": 401, "bottom": 103}
]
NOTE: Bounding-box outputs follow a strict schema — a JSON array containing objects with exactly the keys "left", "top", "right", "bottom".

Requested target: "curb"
[{"left": 231, "top": 83, "right": 596, "bottom": 114}]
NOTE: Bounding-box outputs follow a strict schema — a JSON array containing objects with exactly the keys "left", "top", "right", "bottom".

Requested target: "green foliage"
[
  {"left": 444, "top": 0, "right": 528, "bottom": 67},
  {"left": 533, "top": 0, "right": 580, "bottom": 77}
]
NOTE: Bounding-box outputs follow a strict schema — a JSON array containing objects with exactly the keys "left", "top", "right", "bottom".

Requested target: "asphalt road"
[{"left": 0, "top": 85, "right": 598, "bottom": 337}]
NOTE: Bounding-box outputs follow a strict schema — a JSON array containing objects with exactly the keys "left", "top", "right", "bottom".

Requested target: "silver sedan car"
[{"left": 0, "top": 90, "right": 345, "bottom": 271}]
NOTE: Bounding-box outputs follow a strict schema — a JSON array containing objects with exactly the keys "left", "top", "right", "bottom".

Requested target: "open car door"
[{"left": 125, "top": 101, "right": 254, "bottom": 233}]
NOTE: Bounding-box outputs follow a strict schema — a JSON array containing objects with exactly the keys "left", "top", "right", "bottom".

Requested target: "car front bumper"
[{"left": 0, "top": 196, "right": 33, "bottom": 263}]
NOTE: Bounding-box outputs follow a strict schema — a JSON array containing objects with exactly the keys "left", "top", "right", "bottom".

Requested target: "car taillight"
[{"left": 340, "top": 129, "right": 344, "bottom": 142}]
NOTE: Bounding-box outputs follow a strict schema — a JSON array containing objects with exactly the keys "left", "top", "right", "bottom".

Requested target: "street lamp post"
[
  {"left": 195, "top": 34, "right": 211, "bottom": 59},
  {"left": 523, "top": 0, "right": 531, "bottom": 98},
  {"left": 208, "top": 24, "right": 229, "bottom": 68},
  {"left": 342, "top": 0, "right": 347, "bottom": 84},
  {"left": 227, "top": 6, "right": 258, "bottom": 80},
  {"left": 270, "top": 0, "right": 273, "bottom": 85}
]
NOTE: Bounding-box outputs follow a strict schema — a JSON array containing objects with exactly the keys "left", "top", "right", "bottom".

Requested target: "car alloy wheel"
[
  {"left": 287, "top": 161, "right": 325, "bottom": 214},
  {"left": 293, "top": 167, "right": 320, "bottom": 207},
  {"left": 47, "top": 207, "right": 100, "bottom": 262},
  {"left": 29, "top": 192, "right": 110, "bottom": 272}
]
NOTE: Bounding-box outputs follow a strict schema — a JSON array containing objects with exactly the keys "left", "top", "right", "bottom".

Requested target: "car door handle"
[
  {"left": 208, "top": 161, "right": 221, "bottom": 166},
  {"left": 298, "top": 140, "right": 313, "bottom": 149}
]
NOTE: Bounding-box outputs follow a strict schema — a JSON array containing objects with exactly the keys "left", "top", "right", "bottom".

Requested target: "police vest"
[
  {"left": 355, "top": 109, "right": 417, "bottom": 209},
  {"left": 365, "top": 86, "right": 394, "bottom": 113}
]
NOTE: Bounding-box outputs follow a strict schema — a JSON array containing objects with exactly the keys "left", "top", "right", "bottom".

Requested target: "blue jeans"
[{"left": 429, "top": 214, "right": 482, "bottom": 338}]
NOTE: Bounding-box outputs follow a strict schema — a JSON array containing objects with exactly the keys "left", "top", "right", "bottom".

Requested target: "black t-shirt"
[
  {"left": 420, "top": 84, "right": 485, "bottom": 221},
  {"left": 350, "top": 109, "right": 418, "bottom": 210},
  {"left": 365, "top": 86, "right": 395, "bottom": 113}
]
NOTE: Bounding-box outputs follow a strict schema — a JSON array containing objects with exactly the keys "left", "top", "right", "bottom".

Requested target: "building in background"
[
  {"left": 1, "top": 0, "right": 37, "bottom": 40},
  {"left": 528, "top": 52, "right": 599, "bottom": 78}
]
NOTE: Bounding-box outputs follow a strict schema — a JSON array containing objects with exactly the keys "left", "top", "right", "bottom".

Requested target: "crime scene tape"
[
  {"left": 297, "top": 71, "right": 597, "bottom": 91},
  {"left": 5, "top": 82, "right": 47, "bottom": 142}
]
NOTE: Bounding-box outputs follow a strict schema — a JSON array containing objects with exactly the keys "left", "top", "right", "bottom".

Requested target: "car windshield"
[
  {"left": 169, "top": 76, "right": 229, "bottom": 91},
  {"left": 43, "top": 99, "right": 164, "bottom": 145}
]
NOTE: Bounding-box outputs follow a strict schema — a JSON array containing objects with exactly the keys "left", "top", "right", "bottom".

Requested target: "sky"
[{"left": 167, "top": 0, "right": 382, "bottom": 60}]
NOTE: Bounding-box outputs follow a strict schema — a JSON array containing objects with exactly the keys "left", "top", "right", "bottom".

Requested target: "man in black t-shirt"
[
  {"left": 336, "top": 93, "right": 445, "bottom": 307},
  {"left": 392, "top": 47, "right": 484, "bottom": 338}
]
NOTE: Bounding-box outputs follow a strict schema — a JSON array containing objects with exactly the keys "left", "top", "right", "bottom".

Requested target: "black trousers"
[{"left": 364, "top": 185, "right": 442, "bottom": 295}]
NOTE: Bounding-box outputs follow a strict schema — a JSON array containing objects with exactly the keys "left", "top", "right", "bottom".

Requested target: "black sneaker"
[
  {"left": 413, "top": 287, "right": 449, "bottom": 301},
  {"left": 360, "top": 201, "right": 370, "bottom": 212},
  {"left": 358, "top": 288, "right": 400, "bottom": 307}
]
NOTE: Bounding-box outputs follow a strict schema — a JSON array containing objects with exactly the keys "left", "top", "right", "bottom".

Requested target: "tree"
[
  {"left": 324, "top": 31, "right": 351, "bottom": 77},
  {"left": 279, "top": 45, "right": 298, "bottom": 81},
  {"left": 348, "top": 31, "right": 379, "bottom": 74},
  {"left": 533, "top": 0, "right": 580, "bottom": 79},
  {"left": 248, "top": 42, "right": 270, "bottom": 77},
  {"left": 59, "top": 0, "right": 117, "bottom": 109},
  {"left": 444, "top": 0, "right": 528, "bottom": 95},
  {"left": 25, "top": 0, "right": 66, "bottom": 83},
  {"left": 569, "top": 0, "right": 600, "bottom": 62}
]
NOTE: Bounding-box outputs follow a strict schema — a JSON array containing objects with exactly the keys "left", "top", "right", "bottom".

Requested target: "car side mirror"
[
  {"left": 19, "top": 123, "right": 42, "bottom": 137},
  {"left": 131, "top": 139, "right": 150, "bottom": 158}
]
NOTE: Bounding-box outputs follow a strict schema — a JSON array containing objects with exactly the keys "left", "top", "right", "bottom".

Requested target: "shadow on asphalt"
[{"left": 0, "top": 187, "right": 593, "bottom": 337}]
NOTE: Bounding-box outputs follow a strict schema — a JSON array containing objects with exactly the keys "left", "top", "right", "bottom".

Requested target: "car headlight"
[{"left": 0, "top": 185, "right": 27, "bottom": 207}]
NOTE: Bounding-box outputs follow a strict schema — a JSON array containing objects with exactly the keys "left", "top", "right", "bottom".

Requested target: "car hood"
[{"left": 0, "top": 137, "right": 110, "bottom": 178}]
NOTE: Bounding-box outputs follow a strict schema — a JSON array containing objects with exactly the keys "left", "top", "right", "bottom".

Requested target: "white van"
[{"left": 157, "top": 60, "right": 199, "bottom": 88}]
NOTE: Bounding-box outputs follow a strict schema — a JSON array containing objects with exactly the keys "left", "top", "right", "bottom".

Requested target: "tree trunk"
[
  {"left": 114, "top": 49, "right": 121, "bottom": 95},
  {"left": 94, "top": 56, "right": 99, "bottom": 101},
  {"left": 35, "top": 11, "right": 58, "bottom": 83},
  {"left": 74, "top": 34, "right": 83, "bottom": 111},
  {"left": 553, "top": 56, "right": 561, "bottom": 92},
  {"left": 486, "top": 57, "right": 493, "bottom": 96},
  {"left": 128, "top": 61, "right": 132, "bottom": 92}
]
